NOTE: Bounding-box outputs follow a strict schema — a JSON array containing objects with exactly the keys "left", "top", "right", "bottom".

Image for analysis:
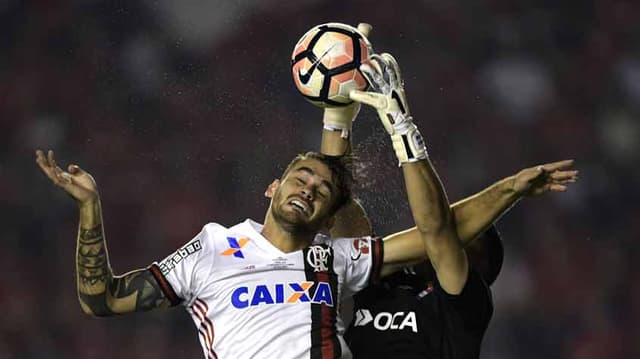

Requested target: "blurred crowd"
[{"left": 1, "top": 0, "right": 639, "bottom": 358}]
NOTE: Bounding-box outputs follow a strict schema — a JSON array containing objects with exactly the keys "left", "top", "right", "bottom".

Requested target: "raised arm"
[
  {"left": 350, "top": 53, "right": 467, "bottom": 294},
  {"left": 319, "top": 23, "right": 373, "bottom": 238},
  {"left": 380, "top": 158, "right": 578, "bottom": 283},
  {"left": 36, "top": 150, "right": 171, "bottom": 316},
  {"left": 450, "top": 160, "right": 576, "bottom": 242}
]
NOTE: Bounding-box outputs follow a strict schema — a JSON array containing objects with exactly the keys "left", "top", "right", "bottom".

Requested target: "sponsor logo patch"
[
  {"left": 353, "top": 309, "right": 418, "bottom": 333},
  {"left": 231, "top": 281, "right": 334, "bottom": 309},
  {"left": 159, "top": 240, "right": 202, "bottom": 275},
  {"left": 351, "top": 238, "right": 370, "bottom": 260},
  {"left": 221, "top": 236, "right": 249, "bottom": 258}
]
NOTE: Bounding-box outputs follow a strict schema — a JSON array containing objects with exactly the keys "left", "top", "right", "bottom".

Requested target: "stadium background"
[{"left": 2, "top": 0, "right": 638, "bottom": 357}]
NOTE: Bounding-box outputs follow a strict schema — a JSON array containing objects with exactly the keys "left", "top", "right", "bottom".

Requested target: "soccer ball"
[{"left": 291, "top": 23, "right": 372, "bottom": 108}]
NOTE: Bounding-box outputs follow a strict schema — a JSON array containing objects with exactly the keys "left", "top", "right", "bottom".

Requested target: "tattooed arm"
[
  {"left": 36, "top": 150, "right": 172, "bottom": 317},
  {"left": 76, "top": 201, "right": 171, "bottom": 316}
]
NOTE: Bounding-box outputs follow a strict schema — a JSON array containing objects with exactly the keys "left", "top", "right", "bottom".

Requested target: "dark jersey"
[{"left": 345, "top": 268, "right": 493, "bottom": 359}]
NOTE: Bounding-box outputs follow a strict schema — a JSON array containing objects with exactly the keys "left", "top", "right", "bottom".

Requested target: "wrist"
[
  {"left": 390, "top": 124, "right": 428, "bottom": 165},
  {"left": 78, "top": 195, "right": 100, "bottom": 210},
  {"left": 321, "top": 129, "right": 351, "bottom": 156},
  {"left": 391, "top": 115, "right": 415, "bottom": 135},
  {"left": 323, "top": 104, "right": 359, "bottom": 138},
  {"left": 79, "top": 197, "right": 102, "bottom": 230},
  {"left": 503, "top": 176, "right": 524, "bottom": 199}
]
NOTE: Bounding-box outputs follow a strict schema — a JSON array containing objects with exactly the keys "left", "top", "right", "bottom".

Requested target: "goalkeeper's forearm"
[{"left": 402, "top": 159, "right": 454, "bottom": 236}]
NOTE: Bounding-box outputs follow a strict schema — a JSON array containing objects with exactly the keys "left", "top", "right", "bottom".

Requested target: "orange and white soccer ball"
[{"left": 291, "top": 23, "right": 372, "bottom": 108}]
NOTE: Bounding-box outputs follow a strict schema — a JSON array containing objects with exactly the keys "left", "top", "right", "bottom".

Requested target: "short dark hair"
[
  {"left": 466, "top": 225, "right": 504, "bottom": 286},
  {"left": 385, "top": 225, "right": 504, "bottom": 288},
  {"left": 282, "top": 152, "right": 353, "bottom": 214}
]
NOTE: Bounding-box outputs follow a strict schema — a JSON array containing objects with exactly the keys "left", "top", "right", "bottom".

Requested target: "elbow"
[
  {"left": 414, "top": 216, "right": 455, "bottom": 238},
  {"left": 78, "top": 297, "right": 111, "bottom": 318},
  {"left": 413, "top": 205, "right": 456, "bottom": 236},
  {"left": 87, "top": 309, "right": 110, "bottom": 318}
]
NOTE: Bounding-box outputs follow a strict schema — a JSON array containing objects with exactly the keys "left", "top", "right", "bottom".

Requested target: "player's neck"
[{"left": 262, "top": 213, "right": 315, "bottom": 253}]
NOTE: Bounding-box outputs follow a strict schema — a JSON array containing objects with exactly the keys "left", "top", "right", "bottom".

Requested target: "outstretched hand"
[
  {"left": 35, "top": 149, "right": 99, "bottom": 205},
  {"left": 512, "top": 159, "right": 578, "bottom": 197}
]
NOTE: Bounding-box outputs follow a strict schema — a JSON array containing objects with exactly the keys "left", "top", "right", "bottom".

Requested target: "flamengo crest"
[{"left": 306, "top": 245, "right": 330, "bottom": 272}]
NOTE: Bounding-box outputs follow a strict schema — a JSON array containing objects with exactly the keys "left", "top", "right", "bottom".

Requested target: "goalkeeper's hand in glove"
[{"left": 349, "top": 53, "right": 428, "bottom": 165}]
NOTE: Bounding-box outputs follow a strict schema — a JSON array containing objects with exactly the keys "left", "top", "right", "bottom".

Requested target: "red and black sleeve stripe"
[
  {"left": 148, "top": 263, "right": 181, "bottom": 306},
  {"left": 369, "top": 237, "right": 384, "bottom": 285}
]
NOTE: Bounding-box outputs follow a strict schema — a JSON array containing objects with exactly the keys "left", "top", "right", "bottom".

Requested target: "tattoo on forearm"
[
  {"left": 76, "top": 224, "right": 169, "bottom": 315},
  {"left": 79, "top": 226, "right": 103, "bottom": 243},
  {"left": 111, "top": 270, "right": 170, "bottom": 311},
  {"left": 78, "top": 269, "right": 170, "bottom": 315},
  {"left": 77, "top": 225, "right": 109, "bottom": 292}
]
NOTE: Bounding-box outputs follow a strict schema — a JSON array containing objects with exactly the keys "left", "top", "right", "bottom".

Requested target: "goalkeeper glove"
[{"left": 349, "top": 53, "right": 428, "bottom": 165}]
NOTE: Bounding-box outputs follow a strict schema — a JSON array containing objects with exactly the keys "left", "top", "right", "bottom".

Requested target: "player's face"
[{"left": 268, "top": 158, "right": 338, "bottom": 232}]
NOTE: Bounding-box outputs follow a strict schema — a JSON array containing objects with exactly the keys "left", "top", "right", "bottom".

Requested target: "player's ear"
[{"left": 265, "top": 179, "right": 280, "bottom": 198}]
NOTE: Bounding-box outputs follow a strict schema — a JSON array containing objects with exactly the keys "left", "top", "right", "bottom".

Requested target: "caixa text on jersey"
[{"left": 231, "top": 281, "right": 334, "bottom": 309}]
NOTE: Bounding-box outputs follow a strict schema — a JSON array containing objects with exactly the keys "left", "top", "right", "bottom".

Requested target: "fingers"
[
  {"left": 541, "top": 159, "right": 575, "bottom": 172},
  {"left": 535, "top": 160, "right": 578, "bottom": 184},
  {"left": 68, "top": 164, "right": 84, "bottom": 175},
  {"left": 47, "top": 149, "right": 57, "bottom": 169},
  {"left": 548, "top": 184, "right": 568, "bottom": 192},
  {"left": 380, "top": 53, "right": 402, "bottom": 87},
  {"left": 549, "top": 169, "right": 579, "bottom": 181},
  {"left": 382, "top": 55, "right": 399, "bottom": 89},
  {"left": 36, "top": 149, "right": 59, "bottom": 183},
  {"left": 369, "top": 54, "right": 386, "bottom": 74},
  {"left": 48, "top": 150, "right": 68, "bottom": 179},
  {"left": 35, "top": 149, "right": 71, "bottom": 186},
  {"left": 357, "top": 23, "right": 372, "bottom": 39},
  {"left": 35, "top": 149, "right": 48, "bottom": 170},
  {"left": 350, "top": 90, "right": 386, "bottom": 109},
  {"left": 363, "top": 53, "right": 402, "bottom": 92},
  {"left": 359, "top": 63, "right": 383, "bottom": 92},
  {"left": 369, "top": 54, "right": 390, "bottom": 90}
]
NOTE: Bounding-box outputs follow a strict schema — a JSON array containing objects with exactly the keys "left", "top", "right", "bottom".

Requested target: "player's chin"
[
  {"left": 286, "top": 203, "right": 314, "bottom": 220},
  {"left": 279, "top": 209, "right": 326, "bottom": 233},
  {"left": 276, "top": 207, "right": 309, "bottom": 225}
]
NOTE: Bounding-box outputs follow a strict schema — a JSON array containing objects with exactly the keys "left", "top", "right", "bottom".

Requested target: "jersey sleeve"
[
  {"left": 331, "top": 236, "right": 384, "bottom": 298},
  {"left": 148, "top": 224, "right": 216, "bottom": 307},
  {"left": 433, "top": 268, "right": 494, "bottom": 335}
]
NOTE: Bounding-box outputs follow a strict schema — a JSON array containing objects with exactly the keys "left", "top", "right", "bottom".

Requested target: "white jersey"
[{"left": 149, "top": 219, "right": 383, "bottom": 359}]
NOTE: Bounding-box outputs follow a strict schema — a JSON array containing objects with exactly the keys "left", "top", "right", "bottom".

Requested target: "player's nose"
[{"left": 300, "top": 187, "right": 314, "bottom": 201}]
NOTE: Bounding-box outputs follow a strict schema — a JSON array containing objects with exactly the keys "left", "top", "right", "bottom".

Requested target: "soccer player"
[
  {"left": 317, "top": 43, "right": 577, "bottom": 358},
  {"left": 34, "top": 54, "right": 461, "bottom": 357},
  {"left": 35, "top": 47, "right": 575, "bottom": 359},
  {"left": 345, "top": 227, "right": 504, "bottom": 359}
]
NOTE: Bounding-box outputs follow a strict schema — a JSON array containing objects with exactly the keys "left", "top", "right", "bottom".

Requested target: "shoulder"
[
  {"left": 194, "top": 222, "right": 236, "bottom": 252},
  {"left": 434, "top": 268, "right": 493, "bottom": 331},
  {"left": 317, "top": 235, "right": 377, "bottom": 254},
  {"left": 437, "top": 268, "right": 491, "bottom": 303},
  {"left": 202, "top": 222, "right": 229, "bottom": 236}
]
